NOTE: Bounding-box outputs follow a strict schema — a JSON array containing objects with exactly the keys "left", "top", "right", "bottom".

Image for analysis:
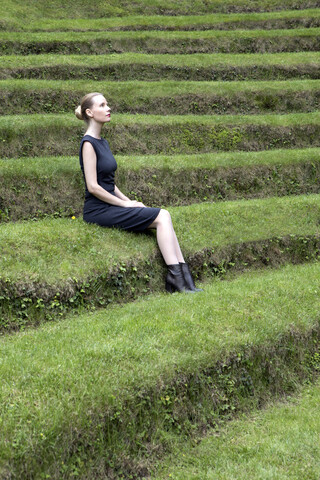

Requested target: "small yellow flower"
[{"left": 71, "top": 216, "right": 76, "bottom": 220}]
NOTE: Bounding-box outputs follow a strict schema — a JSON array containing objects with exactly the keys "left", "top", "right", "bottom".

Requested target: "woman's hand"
[{"left": 123, "top": 200, "right": 146, "bottom": 208}]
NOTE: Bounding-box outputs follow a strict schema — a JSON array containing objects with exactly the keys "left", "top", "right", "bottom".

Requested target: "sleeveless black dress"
[{"left": 79, "top": 135, "right": 161, "bottom": 232}]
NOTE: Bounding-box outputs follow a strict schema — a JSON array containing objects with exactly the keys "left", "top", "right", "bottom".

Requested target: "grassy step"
[
  {"left": 1, "top": 52, "right": 319, "bottom": 81},
  {"left": 1, "top": 0, "right": 318, "bottom": 30},
  {"left": 1, "top": 148, "right": 320, "bottom": 222},
  {"left": 1, "top": 28, "right": 319, "bottom": 55},
  {"left": 1, "top": 194, "right": 320, "bottom": 329},
  {"left": 6, "top": 9, "right": 320, "bottom": 32},
  {"left": 152, "top": 381, "right": 320, "bottom": 480},
  {"left": 1, "top": 261, "right": 320, "bottom": 478},
  {"left": 1, "top": 79, "right": 320, "bottom": 115},
  {"left": 1, "top": 112, "right": 320, "bottom": 157}
]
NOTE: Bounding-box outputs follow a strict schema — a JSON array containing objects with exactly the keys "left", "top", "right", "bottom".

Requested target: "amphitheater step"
[
  {"left": 2, "top": 3, "right": 319, "bottom": 32},
  {"left": 1, "top": 148, "right": 319, "bottom": 222},
  {"left": 1, "top": 194, "right": 319, "bottom": 330},
  {"left": 7, "top": 9, "right": 320, "bottom": 32},
  {"left": 1, "top": 28, "right": 319, "bottom": 55},
  {"left": 1, "top": 262, "right": 320, "bottom": 478},
  {"left": 152, "top": 380, "right": 320, "bottom": 479},
  {"left": 1, "top": 52, "right": 319, "bottom": 81},
  {"left": 1, "top": 111, "right": 320, "bottom": 157},
  {"left": 1, "top": 79, "right": 320, "bottom": 115}
]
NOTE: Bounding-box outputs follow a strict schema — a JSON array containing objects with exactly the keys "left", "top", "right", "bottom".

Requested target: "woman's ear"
[{"left": 86, "top": 108, "right": 93, "bottom": 118}]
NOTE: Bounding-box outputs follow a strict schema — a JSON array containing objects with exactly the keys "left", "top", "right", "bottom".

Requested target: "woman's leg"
[{"left": 147, "top": 209, "right": 184, "bottom": 265}]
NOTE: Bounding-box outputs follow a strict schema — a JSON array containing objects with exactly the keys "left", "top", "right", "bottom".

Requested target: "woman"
[{"left": 75, "top": 92, "right": 202, "bottom": 293}]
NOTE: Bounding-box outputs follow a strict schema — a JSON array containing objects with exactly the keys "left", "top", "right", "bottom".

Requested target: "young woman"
[{"left": 75, "top": 92, "right": 202, "bottom": 293}]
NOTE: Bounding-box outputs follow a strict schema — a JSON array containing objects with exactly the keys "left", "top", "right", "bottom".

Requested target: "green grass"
[
  {"left": 2, "top": 78, "right": 320, "bottom": 96},
  {"left": 2, "top": 147, "right": 319, "bottom": 174},
  {"left": 2, "top": 111, "right": 320, "bottom": 130},
  {"left": 1, "top": 194, "right": 320, "bottom": 283},
  {"left": 2, "top": 27, "right": 319, "bottom": 42},
  {"left": 2, "top": 79, "right": 320, "bottom": 115},
  {"left": 1, "top": 148, "right": 319, "bottom": 221},
  {"left": 1, "top": 27, "right": 319, "bottom": 55},
  {"left": 1, "top": 51, "right": 319, "bottom": 69},
  {"left": 2, "top": 52, "right": 318, "bottom": 81},
  {"left": 152, "top": 381, "right": 320, "bottom": 480},
  {"left": 1, "top": 112, "right": 320, "bottom": 157},
  {"left": 1, "top": 261, "right": 320, "bottom": 478},
  {"left": 5, "top": 8, "right": 319, "bottom": 31},
  {"left": 0, "top": 0, "right": 317, "bottom": 28}
]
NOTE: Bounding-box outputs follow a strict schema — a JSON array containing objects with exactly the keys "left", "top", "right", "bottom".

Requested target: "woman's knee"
[
  {"left": 151, "top": 208, "right": 171, "bottom": 227},
  {"left": 158, "top": 208, "right": 172, "bottom": 224}
]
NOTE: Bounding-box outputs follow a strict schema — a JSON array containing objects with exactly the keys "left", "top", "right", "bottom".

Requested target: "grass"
[
  {"left": 2, "top": 147, "right": 319, "bottom": 172},
  {"left": 2, "top": 78, "right": 320, "bottom": 95},
  {"left": 1, "top": 261, "right": 320, "bottom": 478},
  {"left": 2, "top": 52, "right": 318, "bottom": 82},
  {"left": 2, "top": 79, "right": 320, "bottom": 115},
  {"left": 1, "top": 51, "right": 319, "bottom": 69},
  {"left": 2, "top": 27, "right": 319, "bottom": 42},
  {"left": 1, "top": 27, "right": 319, "bottom": 56},
  {"left": 1, "top": 193, "right": 320, "bottom": 283},
  {"left": 1, "top": 111, "right": 320, "bottom": 157},
  {"left": 0, "top": 0, "right": 318, "bottom": 28},
  {"left": 1, "top": 193, "right": 320, "bottom": 329},
  {"left": 1, "top": 148, "right": 320, "bottom": 220},
  {"left": 2, "top": 111, "right": 320, "bottom": 130},
  {"left": 4, "top": 9, "right": 319, "bottom": 31},
  {"left": 152, "top": 381, "right": 320, "bottom": 480}
]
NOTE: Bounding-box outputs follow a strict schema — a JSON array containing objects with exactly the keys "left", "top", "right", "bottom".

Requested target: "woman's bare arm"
[
  {"left": 82, "top": 141, "right": 144, "bottom": 207},
  {"left": 114, "top": 185, "right": 130, "bottom": 201}
]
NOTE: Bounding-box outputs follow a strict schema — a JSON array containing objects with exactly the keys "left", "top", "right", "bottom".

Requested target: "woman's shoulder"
[{"left": 80, "top": 135, "right": 108, "bottom": 147}]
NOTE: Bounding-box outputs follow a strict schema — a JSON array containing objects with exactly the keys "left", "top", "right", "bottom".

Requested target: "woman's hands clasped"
[{"left": 123, "top": 200, "right": 146, "bottom": 208}]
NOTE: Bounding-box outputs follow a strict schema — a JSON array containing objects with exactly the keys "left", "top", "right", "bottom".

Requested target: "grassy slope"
[
  {"left": 1, "top": 78, "right": 320, "bottom": 95},
  {"left": 1, "top": 0, "right": 317, "bottom": 26},
  {"left": 2, "top": 147, "right": 319, "bottom": 173},
  {"left": 1, "top": 79, "right": 319, "bottom": 116},
  {"left": 6, "top": 9, "right": 319, "bottom": 31},
  {"left": 1, "top": 26, "right": 319, "bottom": 42},
  {"left": 1, "top": 51, "right": 319, "bottom": 68},
  {"left": 152, "top": 381, "right": 320, "bottom": 480},
  {"left": 1, "top": 262, "right": 320, "bottom": 478},
  {"left": 2, "top": 111, "right": 320, "bottom": 131},
  {"left": 1, "top": 112, "right": 320, "bottom": 157},
  {"left": 1, "top": 194, "right": 320, "bottom": 283},
  {"left": 1, "top": 148, "right": 319, "bottom": 222}
]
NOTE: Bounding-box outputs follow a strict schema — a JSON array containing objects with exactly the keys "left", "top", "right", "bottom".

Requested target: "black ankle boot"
[
  {"left": 179, "top": 262, "right": 203, "bottom": 292},
  {"left": 165, "top": 264, "right": 194, "bottom": 293}
]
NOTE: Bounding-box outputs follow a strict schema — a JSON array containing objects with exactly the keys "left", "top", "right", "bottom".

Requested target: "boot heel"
[{"left": 165, "top": 281, "right": 174, "bottom": 293}]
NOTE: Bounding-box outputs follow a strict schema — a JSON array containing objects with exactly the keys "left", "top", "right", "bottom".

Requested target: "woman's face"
[{"left": 86, "top": 95, "right": 111, "bottom": 123}]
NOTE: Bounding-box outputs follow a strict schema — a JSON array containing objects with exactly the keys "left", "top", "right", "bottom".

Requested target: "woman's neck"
[{"left": 84, "top": 123, "right": 102, "bottom": 139}]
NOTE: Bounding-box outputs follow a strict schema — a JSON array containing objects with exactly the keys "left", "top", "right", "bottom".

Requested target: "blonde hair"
[{"left": 74, "top": 92, "right": 104, "bottom": 123}]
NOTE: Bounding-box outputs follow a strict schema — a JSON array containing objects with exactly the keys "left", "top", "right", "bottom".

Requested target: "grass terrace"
[
  {"left": 1, "top": 79, "right": 320, "bottom": 115},
  {"left": 1, "top": 112, "right": 320, "bottom": 157},
  {"left": 1, "top": 262, "right": 320, "bottom": 478},
  {"left": 152, "top": 381, "right": 320, "bottom": 479},
  {"left": 1, "top": 0, "right": 318, "bottom": 29},
  {"left": 1, "top": 194, "right": 320, "bottom": 329},
  {"left": 3, "top": 9, "right": 319, "bottom": 32},
  {"left": 1, "top": 52, "right": 319, "bottom": 81},
  {"left": 0, "top": 28, "right": 319, "bottom": 55},
  {"left": 1, "top": 0, "right": 320, "bottom": 476},
  {"left": 1, "top": 148, "right": 320, "bottom": 220}
]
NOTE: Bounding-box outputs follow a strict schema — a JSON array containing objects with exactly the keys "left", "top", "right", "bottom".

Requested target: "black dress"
[{"left": 79, "top": 135, "right": 161, "bottom": 232}]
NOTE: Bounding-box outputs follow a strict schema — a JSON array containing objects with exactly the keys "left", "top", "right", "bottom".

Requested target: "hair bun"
[{"left": 75, "top": 105, "right": 83, "bottom": 120}]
